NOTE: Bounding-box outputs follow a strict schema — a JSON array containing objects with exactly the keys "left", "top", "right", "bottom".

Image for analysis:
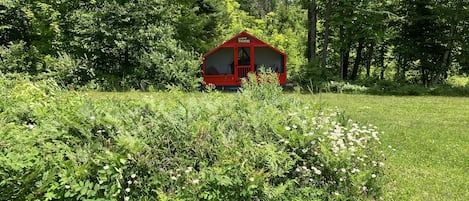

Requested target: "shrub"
[
  {"left": 323, "top": 81, "right": 368, "bottom": 94},
  {"left": 43, "top": 53, "right": 95, "bottom": 88},
  {"left": 445, "top": 76, "right": 469, "bottom": 88},
  {"left": 0, "top": 75, "right": 385, "bottom": 200},
  {"left": 0, "top": 41, "right": 41, "bottom": 74}
]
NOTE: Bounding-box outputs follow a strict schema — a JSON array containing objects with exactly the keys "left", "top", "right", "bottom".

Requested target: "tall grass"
[{"left": 0, "top": 75, "right": 385, "bottom": 200}]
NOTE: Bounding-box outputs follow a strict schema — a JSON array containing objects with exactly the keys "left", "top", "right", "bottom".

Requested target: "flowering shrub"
[
  {"left": 0, "top": 75, "right": 385, "bottom": 200},
  {"left": 324, "top": 81, "right": 368, "bottom": 94}
]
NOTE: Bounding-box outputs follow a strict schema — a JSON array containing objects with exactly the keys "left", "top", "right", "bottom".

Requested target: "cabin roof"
[{"left": 203, "top": 31, "right": 286, "bottom": 59}]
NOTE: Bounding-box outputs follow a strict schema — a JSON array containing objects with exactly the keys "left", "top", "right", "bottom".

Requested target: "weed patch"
[{"left": 0, "top": 75, "right": 385, "bottom": 200}]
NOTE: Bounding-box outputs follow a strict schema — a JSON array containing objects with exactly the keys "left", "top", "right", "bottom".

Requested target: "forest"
[{"left": 1, "top": 0, "right": 468, "bottom": 90}]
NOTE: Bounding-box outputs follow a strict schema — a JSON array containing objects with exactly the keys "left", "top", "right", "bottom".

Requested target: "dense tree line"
[{"left": 1, "top": 0, "right": 468, "bottom": 89}]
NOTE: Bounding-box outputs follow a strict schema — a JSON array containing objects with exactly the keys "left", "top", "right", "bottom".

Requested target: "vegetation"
[
  {"left": 1, "top": 0, "right": 468, "bottom": 89},
  {"left": 72, "top": 90, "right": 469, "bottom": 201},
  {"left": 1, "top": 0, "right": 468, "bottom": 200},
  {"left": 0, "top": 74, "right": 385, "bottom": 200},
  {"left": 312, "top": 93, "right": 469, "bottom": 200}
]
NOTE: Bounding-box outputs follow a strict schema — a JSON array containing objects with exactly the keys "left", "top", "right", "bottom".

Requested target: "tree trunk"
[
  {"left": 307, "top": 0, "right": 317, "bottom": 63},
  {"left": 321, "top": 0, "right": 333, "bottom": 68},
  {"left": 396, "top": 56, "right": 407, "bottom": 81},
  {"left": 378, "top": 44, "right": 386, "bottom": 80},
  {"left": 351, "top": 38, "right": 365, "bottom": 80},
  {"left": 340, "top": 48, "right": 350, "bottom": 80},
  {"left": 365, "top": 41, "right": 375, "bottom": 78},
  {"left": 421, "top": 64, "right": 429, "bottom": 87},
  {"left": 440, "top": 15, "right": 457, "bottom": 81}
]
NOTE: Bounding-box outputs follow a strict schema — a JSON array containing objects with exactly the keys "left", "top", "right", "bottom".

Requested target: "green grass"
[
  {"left": 308, "top": 93, "right": 469, "bottom": 201},
  {"left": 84, "top": 91, "right": 469, "bottom": 200}
]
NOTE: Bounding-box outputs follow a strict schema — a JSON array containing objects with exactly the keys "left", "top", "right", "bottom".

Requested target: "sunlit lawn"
[
  {"left": 308, "top": 93, "right": 469, "bottom": 201},
  {"left": 85, "top": 91, "right": 469, "bottom": 200}
]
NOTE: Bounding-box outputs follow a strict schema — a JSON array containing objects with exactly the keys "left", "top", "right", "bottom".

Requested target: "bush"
[
  {"left": 0, "top": 75, "right": 385, "bottom": 200},
  {"left": 323, "top": 81, "right": 368, "bottom": 94},
  {"left": 0, "top": 41, "right": 41, "bottom": 74},
  {"left": 43, "top": 53, "right": 95, "bottom": 88},
  {"left": 445, "top": 76, "right": 469, "bottom": 88}
]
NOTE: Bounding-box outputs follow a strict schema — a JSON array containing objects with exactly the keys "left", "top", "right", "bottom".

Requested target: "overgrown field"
[
  {"left": 3, "top": 74, "right": 467, "bottom": 201},
  {"left": 86, "top": 92, "right": 469, "bottom": 200},
  {"left": 0, "top": 75, "right": 384, "bottom": 200}
]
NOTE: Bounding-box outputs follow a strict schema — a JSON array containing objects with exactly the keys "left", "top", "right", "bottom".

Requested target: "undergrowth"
[{"left": 0, "top": 73, "right": 385, "bottom": 200}]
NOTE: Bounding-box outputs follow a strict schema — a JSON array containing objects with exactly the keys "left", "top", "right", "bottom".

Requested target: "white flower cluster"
[{"left": 283, "top": 110, "right": 384, "bottom": 195}]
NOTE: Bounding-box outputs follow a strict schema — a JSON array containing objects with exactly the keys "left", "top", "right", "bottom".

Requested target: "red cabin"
[{"left": 202, "top": 31, "right": 287, "bottom": 87}]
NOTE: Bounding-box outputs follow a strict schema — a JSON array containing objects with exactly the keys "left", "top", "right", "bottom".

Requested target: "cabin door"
[{"left": 236, "top": 46, "right": 253, "bottom": 80}]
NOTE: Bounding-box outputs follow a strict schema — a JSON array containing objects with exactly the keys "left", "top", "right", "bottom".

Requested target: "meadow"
[
  {"left": 86, "top": 92, "right": 469, "bottom": 200},
  {"left": 1, "top": 76, "right": 385, "bottom": 200},
  {"left": 1, "top": 75, "right": 468, "bottom": 200}
]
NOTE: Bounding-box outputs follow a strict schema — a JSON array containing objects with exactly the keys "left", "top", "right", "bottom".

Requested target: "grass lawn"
[
  {"left": 85, "top": 91, "right": 469, "bottom": 200},
  {"left": 308, "top": 93, "right": 469, "bottom": 201}
]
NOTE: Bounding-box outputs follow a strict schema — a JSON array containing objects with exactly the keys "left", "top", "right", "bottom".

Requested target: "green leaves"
[{"left": 0, "top": 73, "right": 385, "bottom": 200}]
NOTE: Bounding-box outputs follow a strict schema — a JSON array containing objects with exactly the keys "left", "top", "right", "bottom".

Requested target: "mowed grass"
[
  {"left": 308, "top": 93, "right": 469, "bottom": 201},
  {"left": 85, "top": 91, "right": 469, "bottom": 200}
]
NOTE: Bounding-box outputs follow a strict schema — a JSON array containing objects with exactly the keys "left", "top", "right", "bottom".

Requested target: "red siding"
[{"left": 203, "top": 32, "right": 287, "bottom": 87}]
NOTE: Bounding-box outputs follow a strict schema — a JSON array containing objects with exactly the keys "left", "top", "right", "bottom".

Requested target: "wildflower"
[
  {"left": 131, "top": 174, "right": 137, "bottom": 179},
  {"left": 90, "top": 116, "right": 96, "bottom": 121},
  {"left": 127, "top": 180, "right": 132, "bottom": 185},
  {"left": 191, "top": 179, "right": 200, "bottom": 184},
  {"left": 334, "top": 191, "right": 340, "bottom": 196},
  {"left": 125, "top": 188, "right": 131, "bottom": 193},
  {"left": 185, "top": 167, "right": 193, "bottom": 173},
  {"left": 249, "top": 177, "right": 254, "bottom": 182},
  {"left": 285, "top": 126, "right": 291, "bottom": 131},
  {"left": 371, "top": 174, "right": 377, "bottom": 178},
  {"left": 351, "top": 168, "right": 360, "bottom": 173},
  {"left": 65, "top": 185, "right": 70, "bottom": 189},
  {"left": 26, "top": 123, "right": 35, "bottom": 129},
  {"left": 124, "top": 196, "right": 130, "bottom": 201},
  {"left": 311, "top": 166, "right": 322, "bottom": 175},
  {"left": 103, "top": 165, "right": 109, "bottom": 170},
  {"left": 170, "top": 176, "right": 177, "bottom": 180}
]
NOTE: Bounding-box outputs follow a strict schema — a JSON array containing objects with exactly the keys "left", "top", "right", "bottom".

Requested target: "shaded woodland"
[{"left": 1, "top": 0, "right": 468, "bottom": 89}]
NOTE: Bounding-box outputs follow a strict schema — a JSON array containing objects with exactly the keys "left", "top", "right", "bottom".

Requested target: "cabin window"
[
  {"left": 237, "top": 47, "right": 251, "bottom": 66},
  {"left": 205, "top": 48, "right": 234, "bottom": 75},
  {"left": 254, "top": 47, "right": 284, "bottom": 73}
]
